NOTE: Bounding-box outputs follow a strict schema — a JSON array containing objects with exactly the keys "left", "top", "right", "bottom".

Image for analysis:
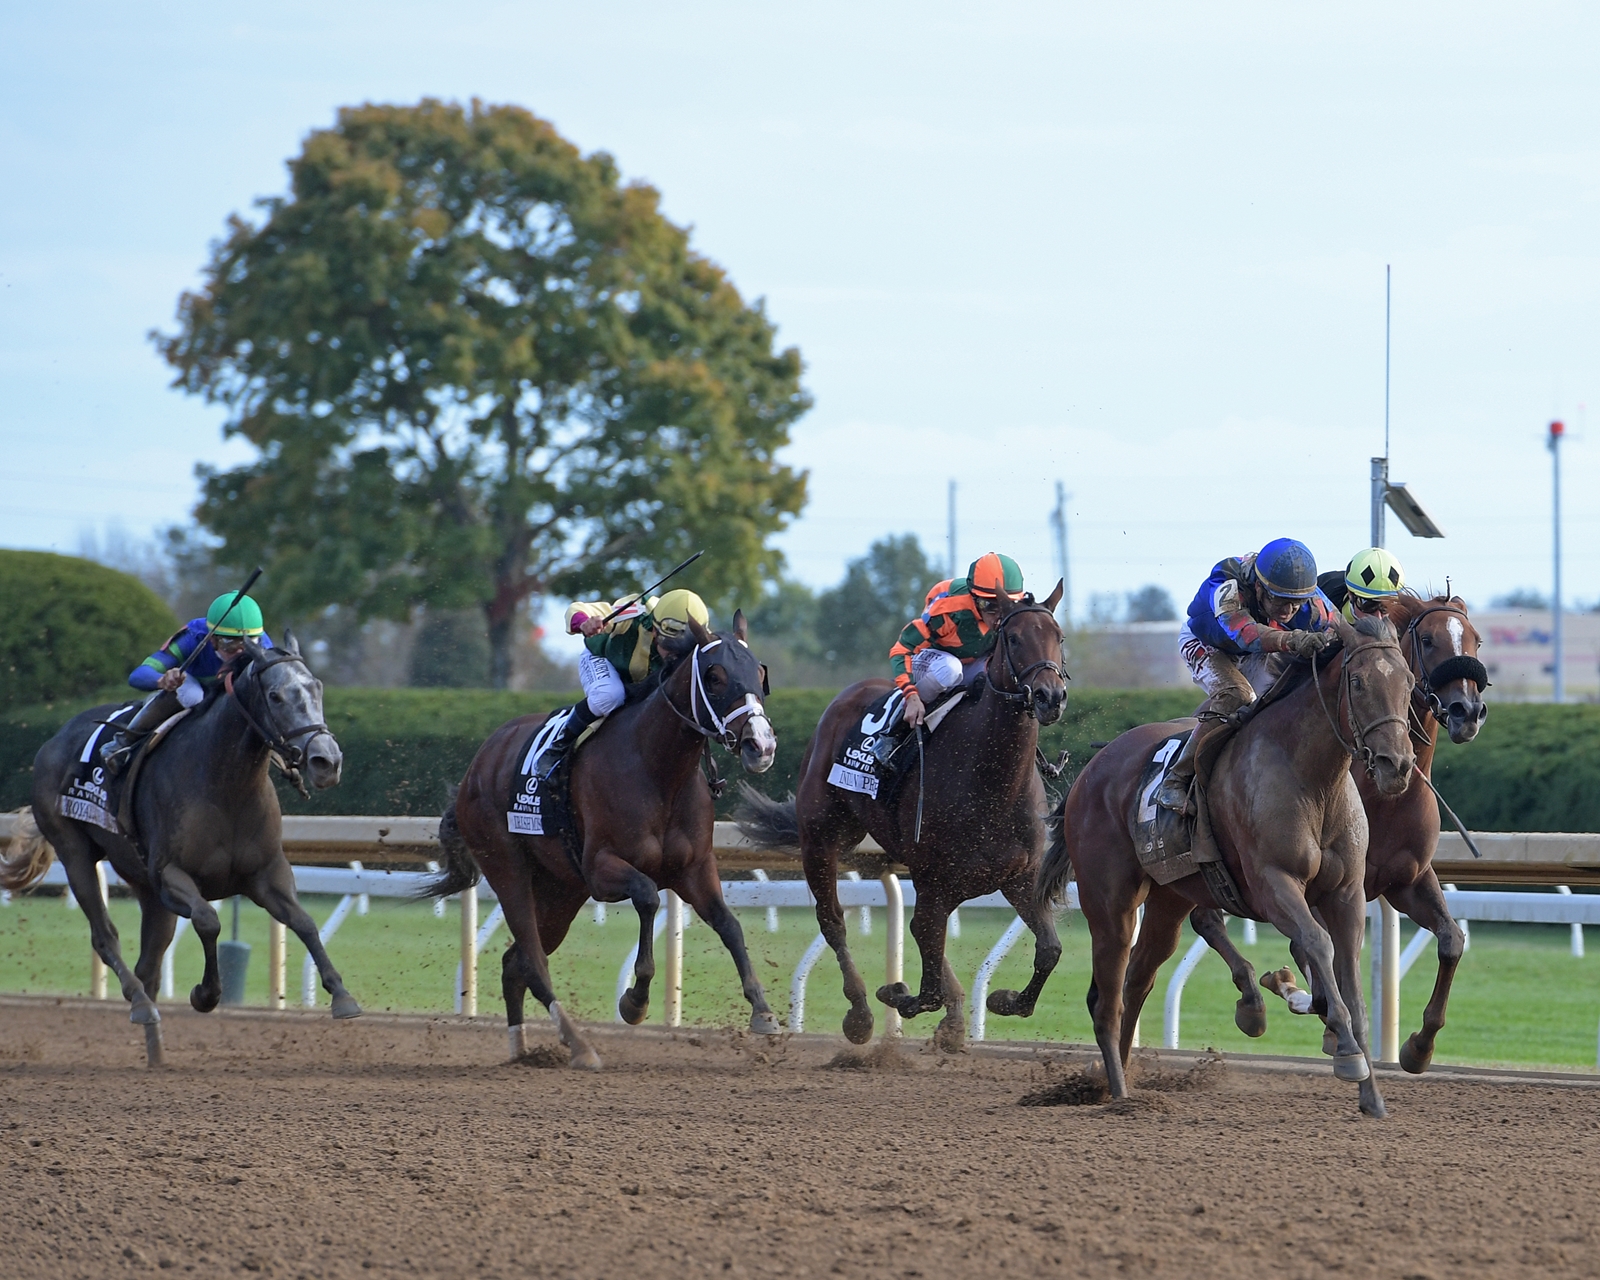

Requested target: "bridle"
[
  {"left": 1399, "top": 604, "right": 1490, "bottom": 737},
  {"left": 660, "top": 637, "right": 767, "bottom": 751},
  {"left": 985, "top": 598, "right": 1069, "bottom": 719},
  {"left": 1311, "top": 629, "right": 1413, "bottom": 778},
  {"left": 223, "top": 650, "right": 331, "bottom": 780}
]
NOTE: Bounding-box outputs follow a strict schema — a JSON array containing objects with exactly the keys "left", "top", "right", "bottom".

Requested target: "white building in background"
[{"left": 1475, "top": 611, "right": 1600, "bottom": 703}]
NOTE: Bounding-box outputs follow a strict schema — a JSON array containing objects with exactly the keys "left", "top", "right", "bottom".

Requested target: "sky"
[{"left": 2, "top": 1, "right": 1598, "bottom": 633}]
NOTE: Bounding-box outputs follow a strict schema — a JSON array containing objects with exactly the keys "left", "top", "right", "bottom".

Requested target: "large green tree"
[{"left": 159, "top": 99, "right": 809, "bottom": 685}]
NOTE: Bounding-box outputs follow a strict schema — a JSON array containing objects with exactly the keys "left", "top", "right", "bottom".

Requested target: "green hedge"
[
  {"left": 5, "top": 684, "right": 1598, "bottom": 831},
  {"left": 0, "top": 551, "right": 176, "bottom": 710}
]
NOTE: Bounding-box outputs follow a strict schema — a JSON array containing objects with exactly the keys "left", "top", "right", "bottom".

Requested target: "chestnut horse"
[
  {"left": 424, "top": 614, "right": 778, "bottom": 1070},
  {"left": 739, "top": 583, "right": 1068, "bottom": 1050},
  {"left": 1186, "top": 591, "right": 1488, "bottom": 1072},
  {"left": 1037, "top": 613, "right": 1415, "bottom": 1116}
]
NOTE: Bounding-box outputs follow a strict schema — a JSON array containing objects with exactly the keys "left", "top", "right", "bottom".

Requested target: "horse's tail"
[
  {"left": 0, "top": 807, "right": 56, "bottom": 893},
  {"left": 733, "top": 782, "right": 800, "bottom": 849},
  {"left": 418, "top": 795, "right": 481, "bottom": 900},
  {"left": 1033, "top": 784, "right": 1075, "bottom": 914}
]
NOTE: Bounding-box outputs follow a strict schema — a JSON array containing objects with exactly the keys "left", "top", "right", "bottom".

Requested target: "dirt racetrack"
[{"left": 3, "top": 997, "right": 1599, "bottom": 1279}]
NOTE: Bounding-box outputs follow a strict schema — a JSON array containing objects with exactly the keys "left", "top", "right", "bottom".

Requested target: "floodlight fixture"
[{"left": 1384, "top": 482, "right": 1445, "bottom": 539}]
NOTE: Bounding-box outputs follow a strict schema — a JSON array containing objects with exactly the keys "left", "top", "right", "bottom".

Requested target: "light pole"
[{"left": 1550, "top": 419, "right": 1565, "bottom": 703}]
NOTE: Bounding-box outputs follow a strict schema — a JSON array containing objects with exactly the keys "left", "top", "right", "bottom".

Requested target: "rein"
[
  {"left": 658, "top": 637, "right": 772, "bottom": 799},
  {"left": 1400, "top": 604, "right": 1490, "bottom": 736},
  {"left": 986, "top": 600, "right": 1069, "bottom": 720},
  {"left": 1311, "top": 634, "right": 1412, "bottom": 778}
]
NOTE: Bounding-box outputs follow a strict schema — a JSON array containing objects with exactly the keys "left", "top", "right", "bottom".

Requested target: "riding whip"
[
  {"left": 1419, "top": 772, "right": 1484, "bottom": 859},
  {"left": 176, "top": 565, "right": 263, "bottom": 675},
  {"left": 594, "top": 550, "right": 706, "bottom": 627}
]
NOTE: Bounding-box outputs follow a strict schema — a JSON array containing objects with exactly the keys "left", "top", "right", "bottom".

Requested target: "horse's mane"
[{"left": 1387, "top": 589, "right": 1466, "bottom": 627}]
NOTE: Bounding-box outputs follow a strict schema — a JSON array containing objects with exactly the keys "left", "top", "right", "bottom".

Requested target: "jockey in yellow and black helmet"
[{"left": 1339, "top": 547, "right": 1405, "bottom": 622}]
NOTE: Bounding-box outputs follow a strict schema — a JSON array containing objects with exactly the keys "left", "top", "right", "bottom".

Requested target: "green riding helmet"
[
  {"left": 206, "top": 592, "right": 266, "bottom": 637},
  {"left": 966, "top": 552, "right": 1025, "bottom": 600}
]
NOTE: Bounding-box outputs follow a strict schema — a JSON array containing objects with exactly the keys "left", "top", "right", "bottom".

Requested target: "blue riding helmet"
[{"left": 1254, "top": 538, "right": 1319, "bottom": 599}]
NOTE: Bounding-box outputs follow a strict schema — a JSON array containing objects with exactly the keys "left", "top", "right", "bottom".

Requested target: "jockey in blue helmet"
[{"left": 1154, "top": 538, "right": 1337, "bottom": 814}]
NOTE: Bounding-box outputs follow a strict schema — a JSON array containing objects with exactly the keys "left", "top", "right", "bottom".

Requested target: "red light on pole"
[{"left": 1550, "top": 419, "right": 1566, "bottom": 440}]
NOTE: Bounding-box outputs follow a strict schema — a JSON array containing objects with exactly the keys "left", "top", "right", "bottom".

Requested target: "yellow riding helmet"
[
  {"left": 1344, "top": 547, "right": 1405, "bottom": 601},
  {"left": 650, "top": 589, "right": 710, "bottom": 638}
]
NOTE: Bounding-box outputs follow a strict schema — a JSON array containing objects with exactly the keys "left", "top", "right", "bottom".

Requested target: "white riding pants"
[
  {"left": 910, "top": 649, "right": 983, "bottom": 701},
  {"left": 578, "top": 651, "right": 626, "bottom": 716}
]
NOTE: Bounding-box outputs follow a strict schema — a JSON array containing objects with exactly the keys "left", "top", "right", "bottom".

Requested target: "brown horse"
[
  {"left": 1188, "top": 592, "right": 1488, "bottom": 1072},
  {"left": 738, "top": 583, "right": 1068, "bottom": 1050},
  {"left": 424, "top": 614, "right": 778, "bottom": 1070},
  {"left": 1037, "top": 613, "right": 1415, "bottom": 1116}
]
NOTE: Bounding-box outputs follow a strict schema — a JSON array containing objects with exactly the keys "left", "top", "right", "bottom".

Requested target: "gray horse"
[{"left": 2, "top": 633, "right": 359, "bottom": 1059}]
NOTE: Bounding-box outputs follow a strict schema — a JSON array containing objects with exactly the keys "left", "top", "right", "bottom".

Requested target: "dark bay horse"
[
  {"left": 1037, "top": 613, "right": 1415, "bottom": 1116},
  {"left": 1188, "top": 592, "right": 1488, "bottom": 1072},
  {"left": 424, "top": 614, "right": 778, "bottom": 1070},
  {"left": 739, "top": 583, "right": 1068, "bottom": 1051},
  {"left": 2, "top": 634, "right": 358, "bottom": 1061}
]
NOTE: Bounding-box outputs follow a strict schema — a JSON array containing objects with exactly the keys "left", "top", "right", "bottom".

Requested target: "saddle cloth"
[
  {"left": 1127, "top": 720, "right": 1253, "bottom": 918},
  {"left": 826, "top": 686, "right": 965, "bottom": 801},
  {"left": 505, "top": 706, "right": 602, "bottom": 839},
  {"left": 57, "top": 703, "right": 140, "bottom": 833}
]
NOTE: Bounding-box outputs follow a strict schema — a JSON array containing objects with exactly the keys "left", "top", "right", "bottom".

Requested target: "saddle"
[
  {"left": 1128, "top": 660, "right": 1317, "bottom": 920},
  {"left": 826, "top": 684, "right": 968, "bottom": 803},
  {"left": 57, "top": 702, "right": 194, "bottom": 845}
]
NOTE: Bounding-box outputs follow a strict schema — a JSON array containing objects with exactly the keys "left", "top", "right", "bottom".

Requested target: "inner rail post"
[
  {"left": 663, "top": 890, "right": 684, "bottom": 1027},
  {"left": 459, "top": 885, "right": 478, "bottom": 1017},
  {"left": 91, "top": 861, "right": 109, "bottom": 999},
  {"left": 881, "top": 873, "right": 903, "bottom": 1039},
  {"left": 269, "top": 921, "right": 286, "bottom": 1009}
]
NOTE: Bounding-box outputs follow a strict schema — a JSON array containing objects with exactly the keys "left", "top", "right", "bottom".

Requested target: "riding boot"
[
  {"left": 534, "top": 701, "right": 601, "bottom": 777},
  {"left": 99, "top": 691, "right": 180, "bottom": 777},
  {"left": 1154, "top": 709, "right": 1239, "bottom": 815}
]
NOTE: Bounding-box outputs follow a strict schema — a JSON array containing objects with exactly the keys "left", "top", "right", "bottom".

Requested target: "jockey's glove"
[{"left": 1280, "top": 629, "right": 1335, "bottom": 659}]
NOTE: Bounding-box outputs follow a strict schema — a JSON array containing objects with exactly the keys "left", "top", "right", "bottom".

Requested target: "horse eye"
[
  {"left": 1350, "top": 677, "right": 1362, "bottom": 691},
  {"left": 1421, "top": 636, "right": 1433, "bottom": 648},
  {"left": 269, "top": 690, "right": 283, "bottom": 703}
]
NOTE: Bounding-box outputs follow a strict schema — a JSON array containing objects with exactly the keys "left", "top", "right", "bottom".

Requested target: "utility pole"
[
  {"left": 947, "top": 480, "right": 957, "bottom": 579},
  {"left": 1050, "top": 481, "right": 1071, "bottom": 628},
  {"left": 1550, "top": 419, "right": 1565, "bottom": 703}
]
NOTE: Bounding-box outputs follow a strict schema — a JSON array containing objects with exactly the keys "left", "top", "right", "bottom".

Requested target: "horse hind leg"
[
  {"left": 987, "top": 880, "right": 1064, "bottom": 1020},
  {"left": 56, "top": 836, "right": 159, "bottom": 1026},
  {"left": 1189, "top": 908, "right": 1268, "bottom": 1037}
]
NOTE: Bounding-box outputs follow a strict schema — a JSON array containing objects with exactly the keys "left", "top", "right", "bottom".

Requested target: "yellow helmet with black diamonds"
[{"left": 1344, "top": 547, "right": 1405, "bottom": 601}]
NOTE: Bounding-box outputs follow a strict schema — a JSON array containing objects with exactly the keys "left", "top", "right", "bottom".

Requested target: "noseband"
[
  {"left": 986, "top": 601, "right": 1069, "bottom": 719},
  {"left": 224, "top": 651, "right": 331, "bottom": 778},
  {"left": 1401, "top": 605, "right": 1490, "bottom": 731},
  {"left": 1311, "top": 633, "right": 1413, "bottom": 778},
  {"left": 662, "top": 638, "right": 766, "bottom": 750}
]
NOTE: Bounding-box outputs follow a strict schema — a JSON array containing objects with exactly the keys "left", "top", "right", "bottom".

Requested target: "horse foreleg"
[
  {"left": 131, "top": 883, "right": 177, "bottom": 1005},
  {"left": 247, "top": 861, "right": 361, "bottom": 1019},
  {"left": 987, "top": 880, "right": 1064, "bottom": 1022},
  {"left": 880, "top": 895, "right": 952, "bottom": 1024},
  {"left": 676, "top": 858, "right": 778, "bottom": 1036},
  {"left": 1321, "top": 883, "right": 1385, "bottom": 1117},
  {"left": 1189, "top": 908, "right": 1267, "bottom": 1037},
  {"left": 1118, "top": 889, "right": 1187, "bottom": 1060},
  {"left": 157, "top": 863, "right": 224, "bottom": 1014},
  {"left": 1386, "top": 872, "right": 1465, "bottom": 1076},
  {"left": 57, "top": 840, "right": 158, "bottom": 1025},
  {"left": 590, "top": 852, "right": 661, "bottom": 1026},
  {"left": 1254, "top": 867, "right": 1369, "bottom": 1087}
]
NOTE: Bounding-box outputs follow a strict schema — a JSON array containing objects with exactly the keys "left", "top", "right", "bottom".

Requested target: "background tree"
[
  {"left": 1125, "top": 584, "right": 1177, "bottom": 622},
  {"left": 814, "top": 534, "right": 942, "bottom": 672},
  {"left": 1492, "top": 588, "right": 1551, "bottom": 610},
  {"left": 158, "top": 99, "right": 809, "bottom": 686}
]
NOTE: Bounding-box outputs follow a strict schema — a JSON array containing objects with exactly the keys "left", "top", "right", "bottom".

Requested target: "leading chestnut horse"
[
  {"left": 1037, "top": 612, "right": 1415, "bottom": 1116},
  {"left": 424, "top": 614, "right": 778, "bottom": 1070},
  {"left": 739, "top": 583, "right": 1068, "bottom": 1050},
  {"left": 1186, "top": 591, "right": 1489, "bottom": 1072}
]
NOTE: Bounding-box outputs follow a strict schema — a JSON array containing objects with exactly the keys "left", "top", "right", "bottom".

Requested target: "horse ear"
[
  {"left": 1331, "top": 614, "right": 1358, "bottom": 650},
  {"left": 759, "top": 663, "right": 770, "bottom": 696},
  {"left": 688, "top": 616, "right": 714, "bottom": 646},
  {"left": 1042, "top": 578, "right": 1064, "bottom": 613},
  {"left": 281, "top": 627, "right": 302, "bottom": 657},
  {"left": 732, "top": 609, "right": 749, "bottom": 645},
  {"left": 242, "top": 637, "right": 268, "bottom": 665}
]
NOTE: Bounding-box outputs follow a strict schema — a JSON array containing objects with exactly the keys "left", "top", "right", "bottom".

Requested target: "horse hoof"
[
  {"left": 1321, "top": 1026, "right": 1339, "bottom": 1058},
  {"left": 331, "top": 994, "right": 363, "bottom": 1020},
  {"left": 749, "top": 1010, "right": 781, "bottom": 1036},
  {"left": 985, "top": 989, "right": 1024, "bottom": 1018},
  {"left": 618, "top": 991, "right": 650, "bottom": 1025},
  {"left": 1233, "top": 999, "right": 1267, "bottom": 1038},
  {"left": 568, "top": 1044, "right": 604, "bottom": 1071},
  {"left": 1333, "top": 1052, "right": 1370, "bottom": 1082},
  {"left": 875, "top": 982, "right": 911, "bottom": 1008},
  {"left": 842, "top": 1006, "right": 874, "bottom": 1045},
  {"left": 189, "top": 985, "right": 219, "bottom": 1014},
  {"left": 130, "top": 1001, "right": 161, "bottom": 1026},
  {"left": 1398, "top": 1033, "right": 1433, "bottom": 1076},
  {"left": 933, "top": 1021, "right": 965, "bottom": 1054},
  {"left": 1359, "top": 1088, "right": 1388, "bottom": 1119}
]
